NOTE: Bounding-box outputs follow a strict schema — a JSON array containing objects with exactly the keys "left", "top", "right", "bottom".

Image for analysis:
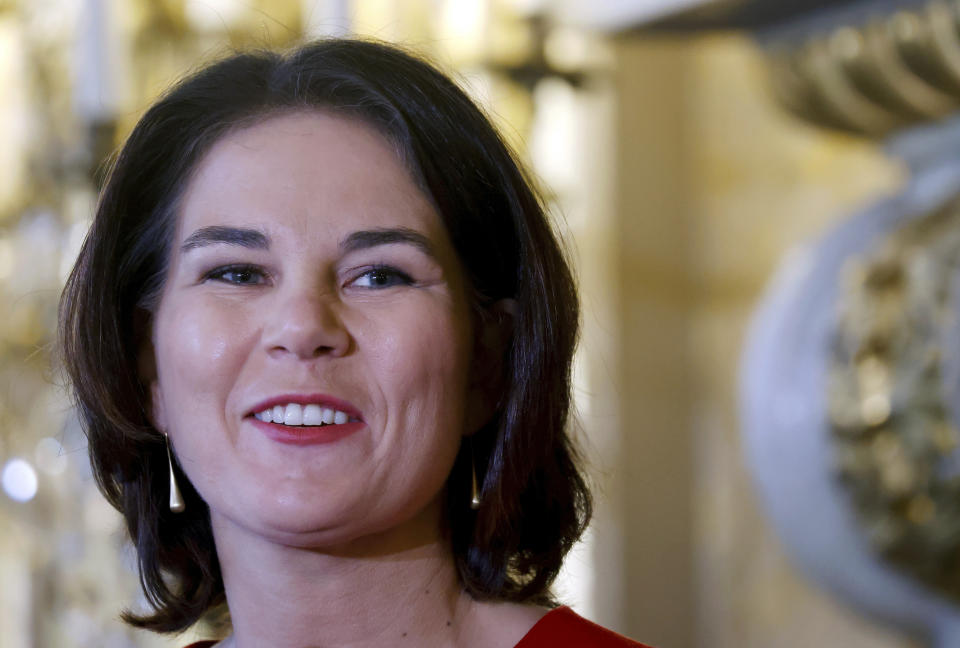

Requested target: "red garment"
[
  {"left": 515, "top": 607, "right": 651, "bottom": 647},
  {"left": 183, "top": 606, "right": 652, "bottom": 647}
]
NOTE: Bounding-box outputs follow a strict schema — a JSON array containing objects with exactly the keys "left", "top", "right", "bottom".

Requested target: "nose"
[{"left": 261, "top": 288, "right": 351, "bottom": 360}]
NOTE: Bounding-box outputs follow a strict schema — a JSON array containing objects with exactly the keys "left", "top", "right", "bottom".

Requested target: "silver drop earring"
[
  {"left": 470, "top": 439, "right": 481, "bottom": 510},
  {"left": 165, "top": 434, "right": 185, "bottom": 513}
]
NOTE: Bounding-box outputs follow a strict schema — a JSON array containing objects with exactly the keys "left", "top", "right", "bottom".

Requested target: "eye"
[
  {"left": 348, "top": 265, "right": 414, "bottom": 289},
  {"left": 204, "top": 264, "right": 267, "bottom": 286}
]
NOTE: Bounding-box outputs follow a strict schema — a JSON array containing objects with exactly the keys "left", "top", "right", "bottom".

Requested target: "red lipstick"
[{"left": 247, "top": 393, "right": 365, "bottom": 446}]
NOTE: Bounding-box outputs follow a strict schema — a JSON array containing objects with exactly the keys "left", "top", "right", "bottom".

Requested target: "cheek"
[
  {"left": 358, "top": 300, "right": 473, "bottom": 439},
  {"left": 154, "top": 301, "right": 249, "bottom": 425}
]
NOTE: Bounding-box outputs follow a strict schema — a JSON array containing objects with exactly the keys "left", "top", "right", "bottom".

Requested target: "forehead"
[{"left": 176, "top": 111, "right": 441, "bottom": 242}]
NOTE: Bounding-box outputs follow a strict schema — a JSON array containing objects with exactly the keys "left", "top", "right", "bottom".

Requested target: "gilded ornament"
[
  {"left": 829, "top": 196, "right": 960, "bottom": 600},
  {"left": 764, "top": 0, "right": 960, "bottom": 136}
]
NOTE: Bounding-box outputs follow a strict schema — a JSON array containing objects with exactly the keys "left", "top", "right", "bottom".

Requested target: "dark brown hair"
[{"left": 58, "top": 38, "right": 590, "bottom": 633}]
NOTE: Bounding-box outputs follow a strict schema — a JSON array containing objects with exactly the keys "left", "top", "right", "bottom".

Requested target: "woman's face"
[{"left": 145, "top": 111, "right": 481, "bottom": 550}]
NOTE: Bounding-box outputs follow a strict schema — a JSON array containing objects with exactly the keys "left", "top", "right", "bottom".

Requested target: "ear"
[
  {"left": 465, "top": 298, "right": 517, "bottom": 435},
  {"left": 135, "top": 308, "right": 167, "bottom": 432}
]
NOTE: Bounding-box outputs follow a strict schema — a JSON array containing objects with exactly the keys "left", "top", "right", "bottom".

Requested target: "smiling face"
[{"left": 145, "top": 111, "right": 480, "bottom": 550}]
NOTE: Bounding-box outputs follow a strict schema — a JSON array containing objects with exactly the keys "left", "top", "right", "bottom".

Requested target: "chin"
[
  {"left": 209, "top": 486, "right": 446, "bottom": 555},
  {"left": 210, "top": 502, "right": 361, "bottom": 548}
]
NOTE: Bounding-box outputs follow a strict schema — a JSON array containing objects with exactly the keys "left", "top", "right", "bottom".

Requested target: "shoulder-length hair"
[{"left": 59, "top": 38, "right": 590, "bottom": 633}]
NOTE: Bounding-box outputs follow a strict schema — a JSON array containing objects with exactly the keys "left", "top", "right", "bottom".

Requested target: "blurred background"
[{"left": 6, "top": 0, "right": 960, "bottom": 646}]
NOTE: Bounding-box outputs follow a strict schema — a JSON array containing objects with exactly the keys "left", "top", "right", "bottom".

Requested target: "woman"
[{"left": 59, "top": 39, "right": 651, "bottom": 647}]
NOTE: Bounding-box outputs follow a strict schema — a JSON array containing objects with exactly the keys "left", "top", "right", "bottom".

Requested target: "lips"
[{"left": 246, "top": 393, "right": 366, "bottom": 446}]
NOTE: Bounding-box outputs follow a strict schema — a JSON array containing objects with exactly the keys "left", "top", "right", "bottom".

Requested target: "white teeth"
[
  {"left": 303, "top": 404, "right": 323, "bottom": 425},
  {"left": 284, "top": 403, "right": 303, "bottom": 426},
  {"left": 255, "top": 404, "right": 353, "bottom": 427}
]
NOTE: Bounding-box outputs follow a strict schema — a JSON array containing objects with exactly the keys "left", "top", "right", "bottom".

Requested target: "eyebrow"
[
  {"left": 339, "top": 228, "right": 435, "bottom": 258},
  {"left": 179, "top": 225, "right": 435, "bottom": 258},
  {"left": 180, "top": 226, "right": 270, "bottom": 252}
]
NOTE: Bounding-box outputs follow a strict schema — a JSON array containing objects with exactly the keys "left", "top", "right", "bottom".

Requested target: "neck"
[{"left": 211, "top": 505, "right": 478, "bottom": 648}]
